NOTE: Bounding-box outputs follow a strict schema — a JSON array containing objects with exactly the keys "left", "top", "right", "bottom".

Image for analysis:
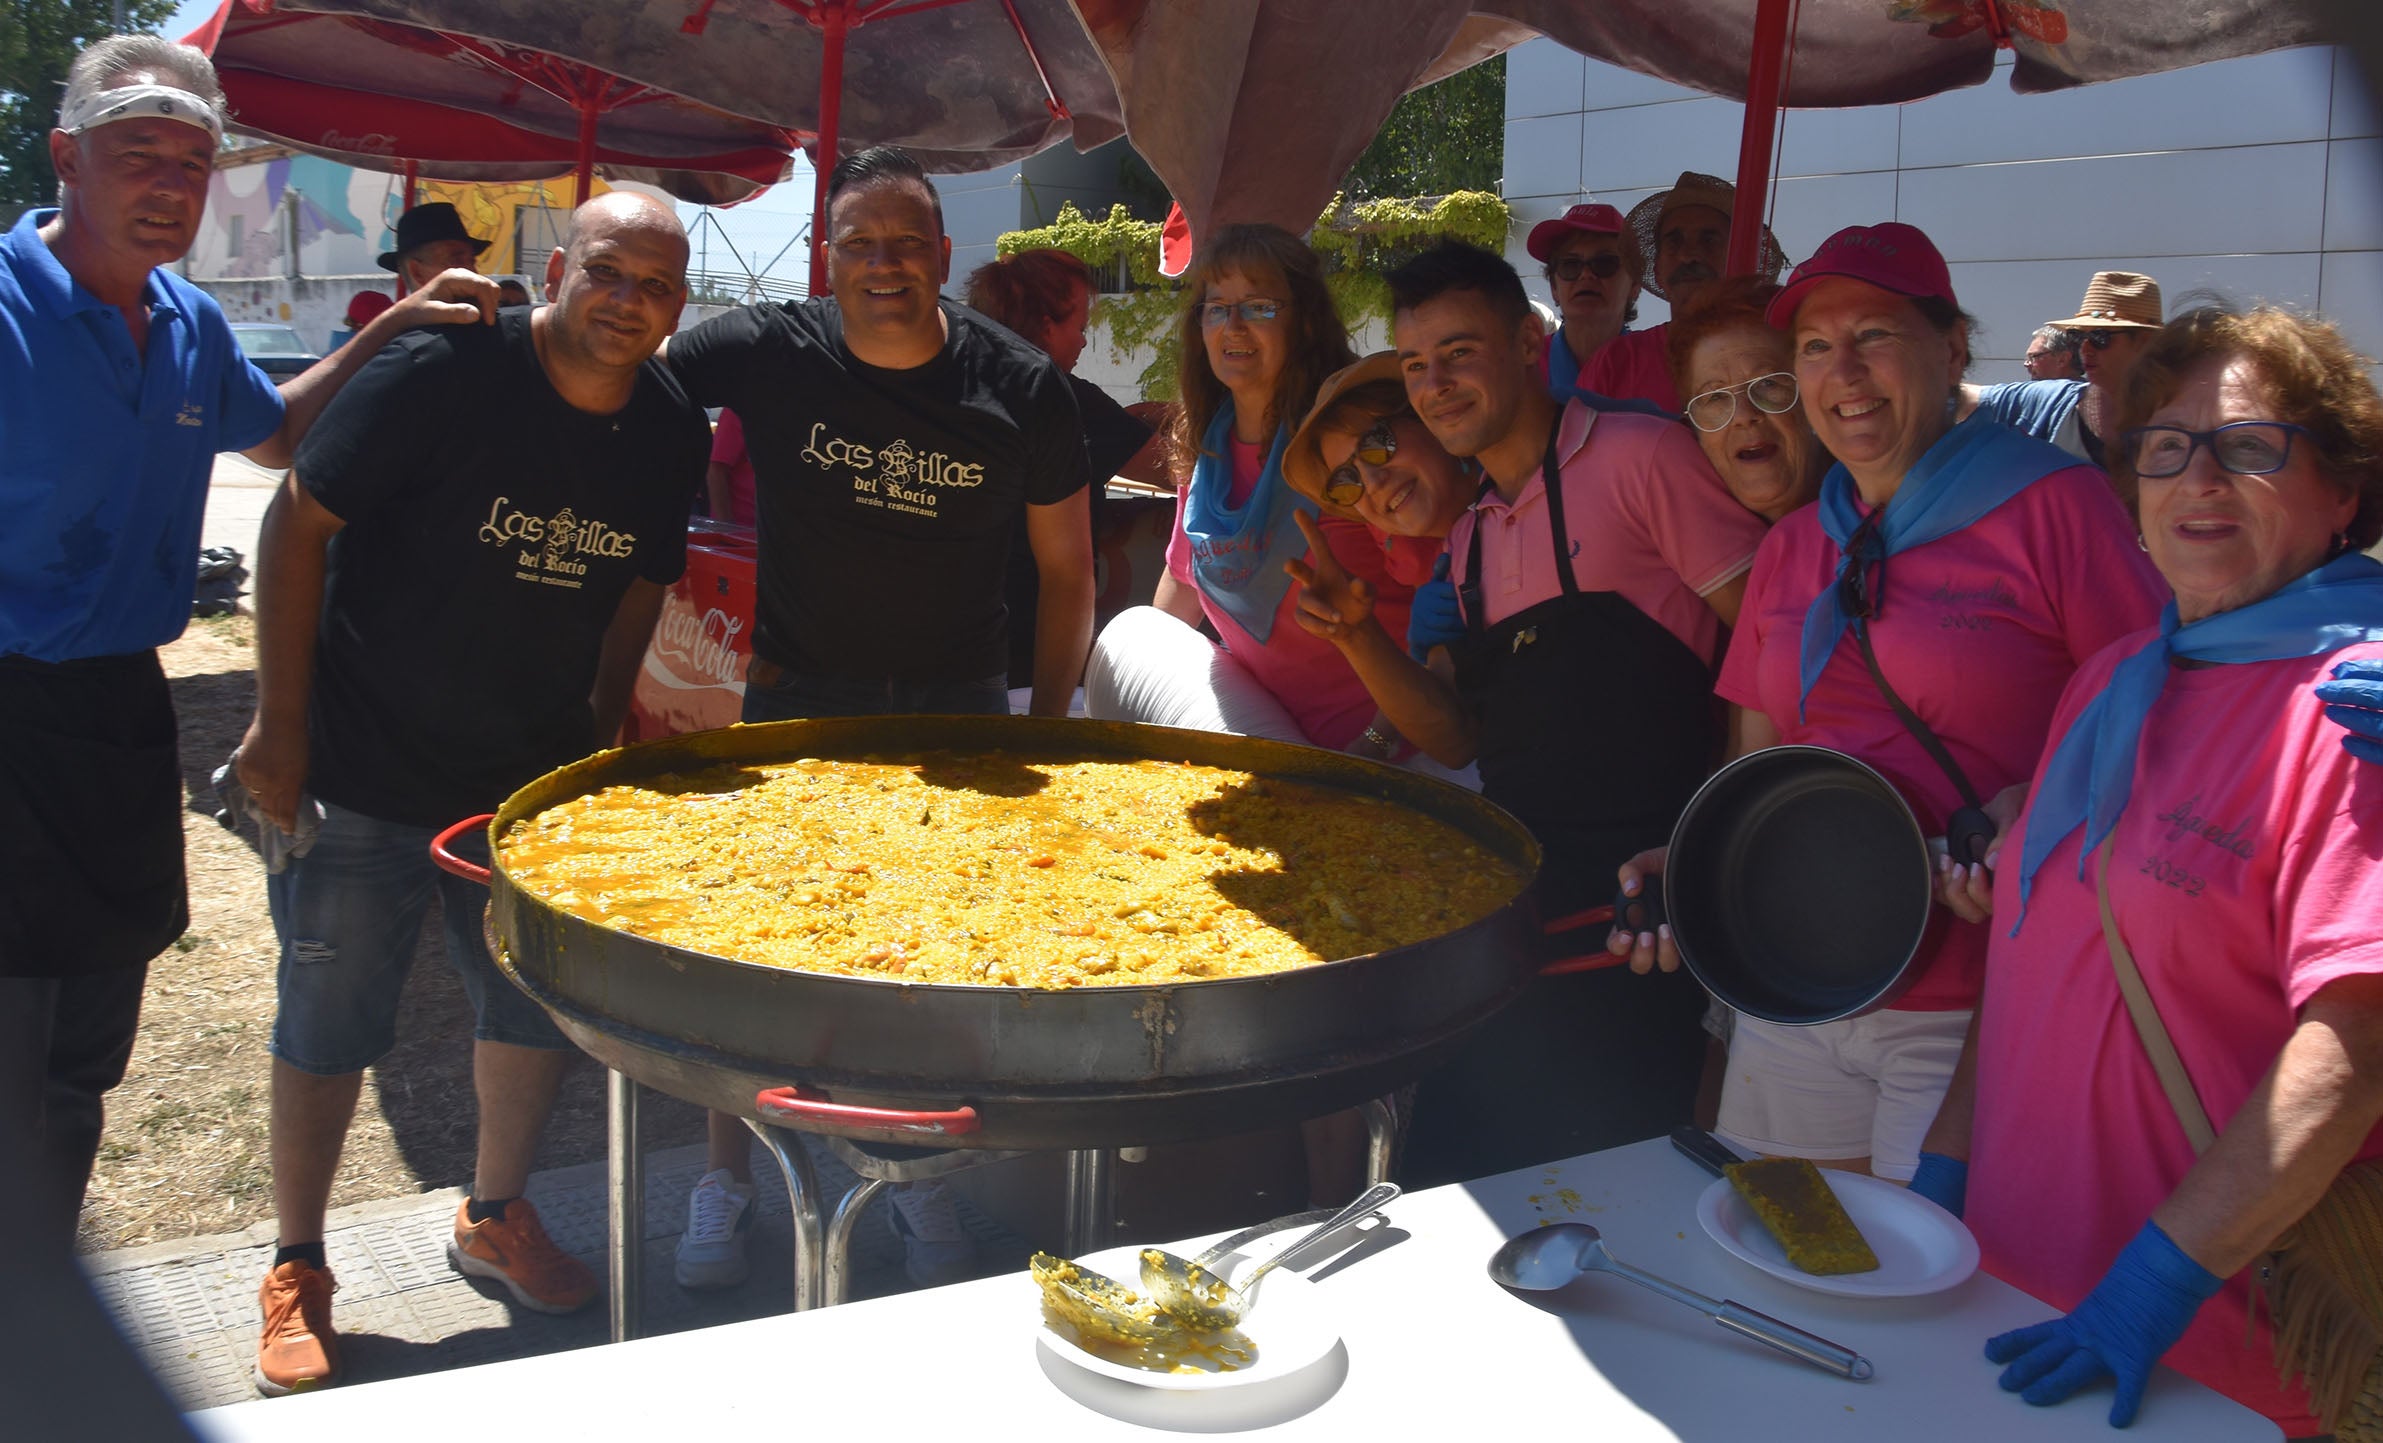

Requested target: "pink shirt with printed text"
[
  {"left": 1968, "top": 640, "right": 2383, "bottom": 1435},
  {"left": 1578, "top": 324, "right": 1681, "bottom": 413},
  {"left": 1447, "top": 402, "right": 1763, "bottom": 665},
  {"left": 1164, "top": 437, "right": 1412, "bottom": 749},
  {"left": 1715, "top": 464, "right": 2167, "bottom": 1010}
]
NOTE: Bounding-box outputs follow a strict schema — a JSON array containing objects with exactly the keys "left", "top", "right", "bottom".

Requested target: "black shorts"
[{"left": 0, "top": 651, "right": 186, "bottom": 977}]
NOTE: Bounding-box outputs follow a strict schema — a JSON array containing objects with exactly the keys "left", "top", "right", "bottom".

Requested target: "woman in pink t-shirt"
[
  {"left": 1921, "top": 307, "right": 2383, "bottom": 1436},
  {"left": 1085, "top": 224, "right": 1413, "bottom": 760},
  {"left": 1611, "top": 224, "right": 2169, "bottom": 1182}
]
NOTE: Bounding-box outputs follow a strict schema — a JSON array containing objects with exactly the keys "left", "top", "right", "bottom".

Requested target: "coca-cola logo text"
[{"left": 653, "top": 602, "right": 745, "bottom": 685}]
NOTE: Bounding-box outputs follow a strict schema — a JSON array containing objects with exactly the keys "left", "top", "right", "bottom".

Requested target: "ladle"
[{"left": 1488, "top": 1221, "right": 1873, "bottom": 1380}]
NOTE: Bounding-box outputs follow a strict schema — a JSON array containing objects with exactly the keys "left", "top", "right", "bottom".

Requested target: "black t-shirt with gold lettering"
[
  {"left": 293, "top": 308, "right": 705, "bottom": 827},
  {"left": 667, "top": 298, "right": 1091, "bottom": 682}
]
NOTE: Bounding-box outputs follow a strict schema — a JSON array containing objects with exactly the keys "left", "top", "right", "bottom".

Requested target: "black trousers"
[{"left": 0, "top": 964, "right": 149, "bottom": 1248}]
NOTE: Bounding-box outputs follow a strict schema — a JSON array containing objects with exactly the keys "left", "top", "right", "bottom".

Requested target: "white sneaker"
[
  {"left": 885, "top": 1179, "right": 975, "bottom": 1288},
  {"left": 674, "top": 1169, "right": 754, "bottom": 1289}
]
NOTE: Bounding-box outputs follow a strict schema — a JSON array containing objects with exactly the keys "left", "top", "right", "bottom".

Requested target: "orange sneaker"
[
  {"left": 254, "top": 1259, "right": 339, "bottom": 1396},
  {"left": 446, "top": 1199, "right": 597, "bottom": 1314}
]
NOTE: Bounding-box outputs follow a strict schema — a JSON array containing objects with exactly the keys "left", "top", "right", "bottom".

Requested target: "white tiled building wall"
[{"left": 1504, "top": 40, "right": 2383, "bottom": 383}]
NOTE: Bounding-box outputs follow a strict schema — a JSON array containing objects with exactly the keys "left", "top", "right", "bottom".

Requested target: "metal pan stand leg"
[
  {"left": 1361, "top": 1096, "right": 1398, "bottom": 1188},
  {"left": 823, "top": 1177, "right": 888, "bottom": 1306},
  {"left": 606, "top": 1070, "right": 643, "bottom": 1343},
  {"left": 1063, "top": 1148, "right": 1116, "bottom": 1256},
  {"left": 745, "top": 1120, "right": 826, "bottom": 1310}
]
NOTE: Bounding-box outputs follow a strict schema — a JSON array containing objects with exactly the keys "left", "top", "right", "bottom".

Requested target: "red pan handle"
[
  {"left": 1541, "top": 904, "right": 1620, "bottom": 977},
  {"left": 1537, "top": 885, "right": 1670, "bottom": 977},
  {"left": 754, "top": 1085, "right": 981, "bottom": 1139},
  {"left": 429, "top": 815, "right": 495, "bottom": 884}
]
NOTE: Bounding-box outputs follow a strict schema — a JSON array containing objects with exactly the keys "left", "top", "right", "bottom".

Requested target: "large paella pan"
[{"left": 437, "top": 716, "right": 1543, "bottom": 1151}]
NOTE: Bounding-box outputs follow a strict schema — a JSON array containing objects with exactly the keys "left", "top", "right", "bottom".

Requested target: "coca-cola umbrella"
[
  {"left": 255, "top": 0, "right": 1127, "bottom": 289},
  {"left": 183, "top": 0, "right": 802, "bottom": 209}
]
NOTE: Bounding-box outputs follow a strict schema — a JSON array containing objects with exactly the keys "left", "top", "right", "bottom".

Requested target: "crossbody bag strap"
[
  {"left": 1851, "top": 617, "right": 1985, "bottom": 812},
  {"left": 2096, "top": 835, "right": 2220, "bottom": 1154}
]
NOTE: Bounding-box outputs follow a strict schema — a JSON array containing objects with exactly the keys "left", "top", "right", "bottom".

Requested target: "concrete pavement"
[{"left": 203, "top": 453, "right": 281, "bottom": 577}]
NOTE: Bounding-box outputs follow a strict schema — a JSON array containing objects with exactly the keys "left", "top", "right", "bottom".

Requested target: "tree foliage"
[
  {"left": 1000, "top": 190, "right": 1510, "bottom": 401},
  {"left": 1, "top": 0, "right": 179, "bottom": 222},
  {"left": 1342, "top": 55, "right": 1505, "bottom": 201}
]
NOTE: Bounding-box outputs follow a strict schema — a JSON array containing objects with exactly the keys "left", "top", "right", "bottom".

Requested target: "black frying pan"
[{"left": 1636, "top": 745, "right": 1939, "bottom": 1025}]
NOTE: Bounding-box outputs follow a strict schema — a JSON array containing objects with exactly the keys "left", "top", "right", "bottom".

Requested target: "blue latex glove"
[
  {"left": 1906, "top": 1151, "right": 1968, "bottom": 1218},
  {"left": 2316, "top": 659, "right": 2383, "bottom": 766},
  {"left": 1406, "top": 554, "right": 1462, "bottom": 662},
  {"left": 1984, "top": 1221, "right": 2221, "bottom": 1428}
]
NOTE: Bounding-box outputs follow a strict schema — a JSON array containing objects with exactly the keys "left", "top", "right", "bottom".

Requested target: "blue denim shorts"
[{"left": 267, "top": 800, "right": 568, "bottom": 1075}]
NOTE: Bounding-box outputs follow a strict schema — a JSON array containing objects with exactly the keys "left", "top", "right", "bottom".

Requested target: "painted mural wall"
[{"left": 187, "top": 152, "right": 626, "bottom": 351}]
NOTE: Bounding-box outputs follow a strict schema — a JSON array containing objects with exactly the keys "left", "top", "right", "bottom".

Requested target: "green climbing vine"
[{"left": 998, "top": 191, "right": 1510, "bottom": 401}]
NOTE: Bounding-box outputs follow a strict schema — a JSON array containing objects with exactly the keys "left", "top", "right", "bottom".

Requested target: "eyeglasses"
[
  {"left": 1199, "top": 298, "right": 1283, "bottom": 328},
  {"left": 2122, "top": 421, "right": 2312, "bottom": 479},
  {"left": 1685, "top": 371, "right": 1799, "bottom": 432},
  {"left": 1550, "top": 253, "right": 1625, "bottom": 283},
  {"left": 1321, "top": 420, "right": 1399, "bottom": 507}
]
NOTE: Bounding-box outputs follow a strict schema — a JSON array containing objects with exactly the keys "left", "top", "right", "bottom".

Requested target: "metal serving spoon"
[
  {"left": 1140, "top": 1181, "right": 1401, "bottom": 1331},
  {"left": 1030, "top": 1252, "right": 1183, "bottom": 1347},
  {"left": 1489, "top": 1221, "right": 1874, "bottom": 1380}
]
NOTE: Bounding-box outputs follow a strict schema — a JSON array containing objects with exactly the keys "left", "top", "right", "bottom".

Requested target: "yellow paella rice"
[{"left": 496, "top": 752, "right": 1523, "bottom": 987}]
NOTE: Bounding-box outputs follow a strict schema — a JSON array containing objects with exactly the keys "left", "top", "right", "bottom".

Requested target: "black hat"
[{"left": 377, "top": 203, "right": 491, "bottom": 273}]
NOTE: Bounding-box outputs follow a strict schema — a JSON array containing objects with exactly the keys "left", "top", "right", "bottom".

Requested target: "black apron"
[
  {"left": 1401, "top": 421, "right": 1722, "bottom": 1187},
  {"left": 0, "top": 652, "right": 186, "bottom": 978}
]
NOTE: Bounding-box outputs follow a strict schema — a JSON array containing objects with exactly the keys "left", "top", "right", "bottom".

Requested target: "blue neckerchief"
[
  {"left": 1181, "top": 404, "right": 1309, "bottom": 644},
  {"left": 1548, "top": 332, "right": 1584, "bottom": 399},
  {"left": 1796, "top": 413, "right": 2075, "bottom": 719},
  {"left": 2011, "top": 552, "right": 2383, "bottom": 929}
]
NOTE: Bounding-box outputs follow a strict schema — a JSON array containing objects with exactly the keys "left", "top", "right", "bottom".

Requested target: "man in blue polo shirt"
[{"left": 0, "top": 33, "right": 495, "bottom": 1250}]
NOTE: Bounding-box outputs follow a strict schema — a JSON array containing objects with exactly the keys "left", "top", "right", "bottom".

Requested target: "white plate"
[
  {"left": 1696, "top": 1170, "right": 1980, "bottom": 1297},
  {"left": 1032, "top": 1244, "right": 1344, "bottom": 1392}
]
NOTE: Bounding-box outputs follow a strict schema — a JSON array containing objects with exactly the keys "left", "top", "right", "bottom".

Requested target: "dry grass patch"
[{"left": 82, "top": 614, "right": 702, "bottom": 1254}]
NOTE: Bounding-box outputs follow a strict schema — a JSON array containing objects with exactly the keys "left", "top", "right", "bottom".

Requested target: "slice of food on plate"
[{"left": 1726, "top": 1158, "right": 1879, "bottom": 1275}]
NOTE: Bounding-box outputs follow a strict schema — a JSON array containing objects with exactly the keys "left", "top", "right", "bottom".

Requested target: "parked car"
[{"left": 230, "top": 323, "right": 320, "bottom": 380}]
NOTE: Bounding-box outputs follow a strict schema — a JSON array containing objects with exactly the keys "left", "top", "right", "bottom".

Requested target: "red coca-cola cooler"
[
  {"left": 624, "top": 519, "right": 756, "bottom": 741},
  {"left": 623, "top": 493, "right": 1176, "bottom": 741}
]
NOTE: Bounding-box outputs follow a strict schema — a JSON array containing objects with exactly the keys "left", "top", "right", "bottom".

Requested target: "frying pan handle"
[
  {"left": 429, "top": 815, "right": 495, "bottom": 884},
  {"left": 1943, "top": 805, "right": 1998, "bottom": 869},
  {"left": 754, "top": 1085, "right": 981, "bottom": 1139},
  {"left": 1539, "top": 905, "right": 1619, "bottom": 977}
]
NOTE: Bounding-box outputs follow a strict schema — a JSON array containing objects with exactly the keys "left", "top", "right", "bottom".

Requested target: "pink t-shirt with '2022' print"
[
  {"left": 1969, "top": 639, "right": 2383, "bottom": 1436},
  {"left": 1716, "top": 463, "right": 2167, "bottom": 1011}
]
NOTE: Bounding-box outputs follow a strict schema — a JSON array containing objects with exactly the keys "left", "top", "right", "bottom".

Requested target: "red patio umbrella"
[
  {"left": 1068, "top": 0, "right": 2337, "bottom": 278},
  {"left": 184, "top": 0, "right": 802, "bottom": 209},
  {"left": 260, "top": 0, "right": 1127, "bottom": 289}
]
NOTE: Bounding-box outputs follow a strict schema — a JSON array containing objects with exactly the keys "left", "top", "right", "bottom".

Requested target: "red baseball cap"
[
  {"left": 1526, "top": 203, "right": 1629, "bottom": 263},
  {"left": 1765, "top": 222, "right": 1956, "bottom": 329},
  {"left": 345, "top": 289, "right": 395, "bottom": 328}
]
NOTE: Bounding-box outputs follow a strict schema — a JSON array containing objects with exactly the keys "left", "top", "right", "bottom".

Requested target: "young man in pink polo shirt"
[{"left": 1289, "top": 239, "right": 1766, "bottom": 1183}]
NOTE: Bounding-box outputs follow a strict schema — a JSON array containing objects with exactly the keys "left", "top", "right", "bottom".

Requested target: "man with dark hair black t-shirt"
[
  {"left": 233, "top": 193, "right": 709, "bottom": 1395},
  {"left": 661, "top": 145, "right": 1095, "bottom": 1294},
  {"left": 665, "top": 145, "right": 1096, "bottom": 722}
]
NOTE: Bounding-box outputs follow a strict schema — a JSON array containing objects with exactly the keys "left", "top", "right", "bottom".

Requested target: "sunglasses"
[
  {"left": 1199, "top": 298, "right": 1284, "bottom": 328},
  {"left": 2122, "top": 421, "right": 2311, "bottom": 479},
  {"left": 2080, "top": 328, "right": 2143, "bottom": 351},
  {"left": 1550, "top": 253, "right": 1625, "bottom": 283},
  {"left": 1685, "top": 371, "right": 1799, "bottom": 432},
  {"left": 1321, "top": 420, "right": 1399, "bottom": 508}
]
